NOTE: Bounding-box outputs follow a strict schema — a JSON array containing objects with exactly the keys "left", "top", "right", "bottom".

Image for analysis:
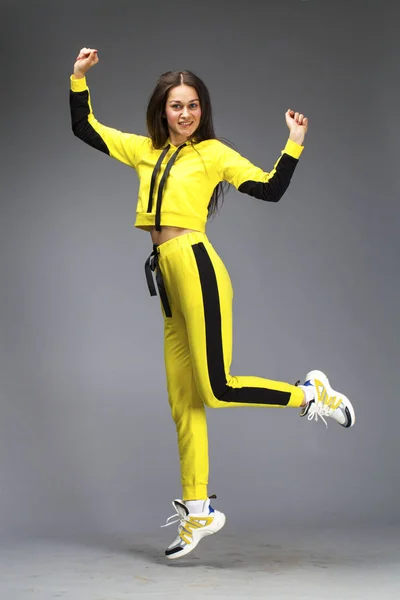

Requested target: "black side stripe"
[
  {"left": 192, "top": 242, "right": 291, "bottom": 406},
  {"left": 70, "top": 90, "right": 110, "bottom": 155},
  {"left": 238, "top": 153, "right": 299, "bottom": 202}
]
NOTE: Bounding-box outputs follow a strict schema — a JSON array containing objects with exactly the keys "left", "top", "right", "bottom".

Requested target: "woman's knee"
[{"left": 199, "top": 390, "right": 222, "bottom": 409}]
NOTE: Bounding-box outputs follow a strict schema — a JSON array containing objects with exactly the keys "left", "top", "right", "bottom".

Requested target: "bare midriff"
[{"left": 148, "top": 225, "right": 199, "bottom": 246}]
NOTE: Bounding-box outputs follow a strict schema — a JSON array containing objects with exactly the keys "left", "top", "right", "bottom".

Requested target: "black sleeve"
[
  {"left": 69, "top": 89, "right": 110, "bottom": 155},
  {"left": 237, "top": 153, "right": 299, "bottom": 202}
]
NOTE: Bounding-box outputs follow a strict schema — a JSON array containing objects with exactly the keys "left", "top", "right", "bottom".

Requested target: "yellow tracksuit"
[{"left": 70, "top": 75, "right": 305, "bottom": 500}]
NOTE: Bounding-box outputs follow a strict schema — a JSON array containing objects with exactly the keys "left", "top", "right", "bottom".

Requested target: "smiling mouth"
[{"left": 179, "top": 122, "right": 193, "bottom": 127}]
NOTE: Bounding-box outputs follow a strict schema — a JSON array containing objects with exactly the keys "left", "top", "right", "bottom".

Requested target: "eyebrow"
[{"left": 168, "top": 99, "right": 199, "bottom": 104}]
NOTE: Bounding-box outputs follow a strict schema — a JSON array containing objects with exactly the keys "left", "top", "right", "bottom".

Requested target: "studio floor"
[{"left": 0, "top": 526, "right": 399, "bottom": 599}]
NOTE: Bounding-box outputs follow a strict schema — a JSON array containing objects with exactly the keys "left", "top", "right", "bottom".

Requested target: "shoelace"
[
  {"left": 161, "top": 495, "right": 217, "bottom": 530},
  {"left": 161, "top": 512, "right": 195, "bottom": 542},
  {"left": 161, "top": 513, "right": 186, "bottom": 529},
  {"left": 306, "top": 402, "right": 333, "bottom": 428}
]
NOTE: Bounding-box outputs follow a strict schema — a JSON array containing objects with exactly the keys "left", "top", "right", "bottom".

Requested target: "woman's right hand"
[{"left": 73, "top": 47, "right": 99, "bottom": 78}]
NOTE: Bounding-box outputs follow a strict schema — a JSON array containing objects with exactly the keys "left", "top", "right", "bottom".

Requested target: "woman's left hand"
[{"left": 285, "top": 109, "right": 308, "bottom": 145}]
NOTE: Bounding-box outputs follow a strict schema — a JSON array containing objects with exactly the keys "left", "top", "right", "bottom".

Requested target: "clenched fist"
[
  {"left": 285, "top": 109, "right": 308, "bottom": 146},
  {"left": 74, "top": 47, "right": 99, "bottom": 79}
]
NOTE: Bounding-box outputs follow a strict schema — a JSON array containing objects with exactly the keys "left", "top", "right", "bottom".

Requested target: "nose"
[{"left": 181, "top": 106, "right": 190, "bottom": 118}]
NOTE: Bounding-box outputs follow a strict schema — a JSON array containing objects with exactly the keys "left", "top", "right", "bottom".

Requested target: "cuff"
[
  {"left": 283, "top": 138, "right": 304, "bottom": 159},
  {"left": 70, "top": 74, "right": 88, "bottom": 92},
  {"left": 182, "top": 485, "right": 208, "bottom": 501}
]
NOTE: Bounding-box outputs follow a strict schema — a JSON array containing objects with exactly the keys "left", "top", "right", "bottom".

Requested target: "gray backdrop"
[{"left": 0, "top": 0, "right": 399, "bottom": 538}]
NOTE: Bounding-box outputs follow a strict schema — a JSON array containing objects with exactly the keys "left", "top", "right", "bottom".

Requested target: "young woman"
[{"left": 70, "top": 47, "right": 355, "bottom": 560}]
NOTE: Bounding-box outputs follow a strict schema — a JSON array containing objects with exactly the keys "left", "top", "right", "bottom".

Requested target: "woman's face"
[{"left": 165, "top": 84, "right": 202, "bottom": 146}]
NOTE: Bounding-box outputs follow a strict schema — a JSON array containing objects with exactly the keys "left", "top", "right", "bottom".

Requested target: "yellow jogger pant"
[{"left": 148, "top": 232, "right": 304, "bottom": 501}]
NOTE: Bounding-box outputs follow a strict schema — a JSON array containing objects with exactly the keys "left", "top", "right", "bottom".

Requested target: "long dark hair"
[{"left": 146, "top": 70, "right": 230, "bottom": 218}]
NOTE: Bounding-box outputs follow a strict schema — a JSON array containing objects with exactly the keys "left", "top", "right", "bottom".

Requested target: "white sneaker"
[
  {"left": 161, "top": 498, "right": 226, "bottom": 559},
  {"left": 299, "top": 370, "right": 355, "bottom": 428}
]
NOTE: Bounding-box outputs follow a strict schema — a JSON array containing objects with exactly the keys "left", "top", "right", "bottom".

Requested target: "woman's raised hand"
[
  {"left": 285, "top": 109, "right": 308, "bottom": 146},
  {"left": 74, "top": 47, "right": 99, "bottom": 78}
]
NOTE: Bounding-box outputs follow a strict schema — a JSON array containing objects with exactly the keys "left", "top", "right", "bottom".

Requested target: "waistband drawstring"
[{"left": 144, "top": 244, "right": 172, "bottom": 317}]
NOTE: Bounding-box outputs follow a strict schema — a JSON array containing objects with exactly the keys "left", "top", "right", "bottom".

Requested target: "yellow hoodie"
[{"left": 70, "top": 75, "right": 304, "bottom": 233}]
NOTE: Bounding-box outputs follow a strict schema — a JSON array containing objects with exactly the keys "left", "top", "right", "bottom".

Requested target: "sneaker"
[
  {"left": 299, "top": 370, "right": 355, "bottom": 428},
  {"left": 161, "top": 498, "right": 226, "bottom": 559}
]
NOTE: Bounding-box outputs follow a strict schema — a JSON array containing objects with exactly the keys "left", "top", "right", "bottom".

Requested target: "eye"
[
  {"left": 171, "top": 104, "right": 181, "bottom": 109},
  {"left": 189, "top": 103, "right": 199, "bottom": 109}
]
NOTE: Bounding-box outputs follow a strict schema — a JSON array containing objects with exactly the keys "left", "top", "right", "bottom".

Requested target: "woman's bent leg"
[{"left": 173, "top": 237, "right": 304, "bottom": 409}]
